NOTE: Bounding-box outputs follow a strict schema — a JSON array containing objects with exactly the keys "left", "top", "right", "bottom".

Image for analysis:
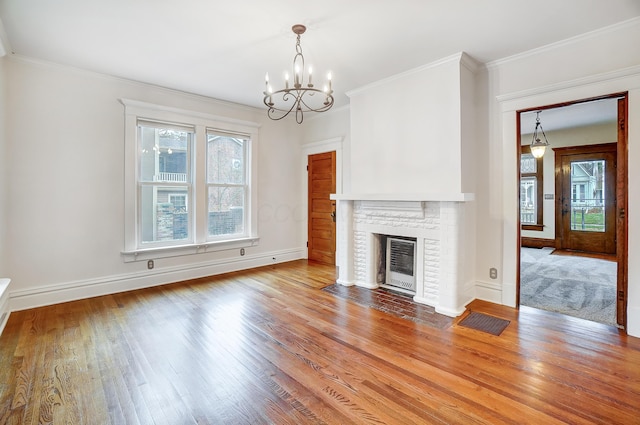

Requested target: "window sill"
[
  {"left": 121, "top": 237, "right": 260, "bottom": 263},
  {"left": 522, "top": 224, "right": 544, "bottom": 231}
]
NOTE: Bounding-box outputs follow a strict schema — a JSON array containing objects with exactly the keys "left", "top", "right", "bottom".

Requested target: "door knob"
[{"left": 330, "top": 211, "right": 336, "bottom": 222}]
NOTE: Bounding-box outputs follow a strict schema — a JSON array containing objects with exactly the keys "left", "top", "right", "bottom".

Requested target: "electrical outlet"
[
  {"left": 240, "top": 248, "right": 245, "bottom": 256},
  {"left": 147, "top": 259, "right": 154, "bottom": 270},
  {"left": 489, "top": 267, "right": 497, "bottom": 279}
]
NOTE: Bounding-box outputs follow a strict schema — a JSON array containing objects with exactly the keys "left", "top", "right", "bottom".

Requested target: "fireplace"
[{"left": 330, "top": 194, "right": 475, "bottom": 317}]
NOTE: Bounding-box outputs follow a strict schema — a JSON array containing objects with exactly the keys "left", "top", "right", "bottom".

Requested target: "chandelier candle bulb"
[{"left": 308, "top": 67, "right": 313, "bottom": 86}]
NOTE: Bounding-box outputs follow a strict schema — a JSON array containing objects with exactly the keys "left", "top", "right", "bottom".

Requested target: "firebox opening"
[{"left": 376, "top": 234, "right": 417, "bottom": 296}]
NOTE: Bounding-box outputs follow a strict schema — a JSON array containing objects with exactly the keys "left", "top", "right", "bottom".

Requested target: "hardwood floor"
[{"left": 1, "top": 260, "right": 640, "bottom": 424}]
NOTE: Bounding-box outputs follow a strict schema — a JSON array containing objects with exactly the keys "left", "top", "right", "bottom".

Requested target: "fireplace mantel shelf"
[{"left": 330, "top": 193, "right": 475, "bottom": 202}]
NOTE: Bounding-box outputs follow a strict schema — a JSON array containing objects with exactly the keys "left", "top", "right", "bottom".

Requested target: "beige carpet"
[{"left": 520, "top": 247, "right": 617, "bottom": 326}]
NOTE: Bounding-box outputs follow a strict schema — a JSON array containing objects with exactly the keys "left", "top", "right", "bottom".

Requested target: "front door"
[
  {"left": 555, "top": 144, "right": 617, "bottom": 254},
  {"left": 307, "top": 151, "right": 336, "bottom": 265}
]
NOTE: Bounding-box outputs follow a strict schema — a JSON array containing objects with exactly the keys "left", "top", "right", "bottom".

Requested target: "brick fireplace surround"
[{"left": 331, "top": 194, "right": 475, "bottom": 317}]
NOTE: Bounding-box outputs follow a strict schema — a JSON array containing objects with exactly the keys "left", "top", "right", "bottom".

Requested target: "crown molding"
[
  {"left": 6, "top": 54, "right": 263, "bottom": 114},
  {"left": 487, "top": 16, "right": 640, "bottom": 70},
  {"left": 346, "top": 52, "right": 476, "bottom": 98}
]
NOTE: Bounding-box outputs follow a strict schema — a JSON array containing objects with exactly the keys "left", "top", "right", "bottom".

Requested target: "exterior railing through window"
[
  {"left": 154, "top": 172, "right": 187, "bottom": 182},
  {"left": 570, "top": 200, "right": 605, "bottom": 232}
]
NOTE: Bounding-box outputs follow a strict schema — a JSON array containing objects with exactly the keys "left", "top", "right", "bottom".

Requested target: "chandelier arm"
[
  {"left": 267, "top": 104, "right": 297, "bottom": 121},
  {"left": 263, "top": 89, "right": 296, "bottom": 112},
  {"left": 263, "top": 87, "right": 333, "bottom": 111},
  {"left": 297, "top": 92, "right": 334, "bottom": 113},
  {"left": 268, "top": 91, "right": 300, "bottom": 120}
]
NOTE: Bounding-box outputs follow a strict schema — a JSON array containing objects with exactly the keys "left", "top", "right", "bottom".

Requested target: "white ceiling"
[
  {"left": 1, "top": 0, "right": 639, "bottom": 122},
  {"left": 520, "top": 97, "right": 623, "bottom": 134}
]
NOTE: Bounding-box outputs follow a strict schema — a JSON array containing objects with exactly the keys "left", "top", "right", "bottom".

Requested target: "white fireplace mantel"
[
  {"left": 330, "top": 193, "right": 475, "bottom": 202},
  {"left": 331, "top": 194, "right": 476, "bottom": 318}
]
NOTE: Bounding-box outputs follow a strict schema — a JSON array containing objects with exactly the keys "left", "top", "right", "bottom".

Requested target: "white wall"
[
  {"left": 521, "top": 122, "right": 617, "bottom": 240},
  {"left": 347, "top": 54, "right": 470, "bottom": 195},
  {"left": 477, "top": 17, "right": 640, "bottom": 336},
  {"left": 5, "top": 56, "right": 305, "bottom": 310}
]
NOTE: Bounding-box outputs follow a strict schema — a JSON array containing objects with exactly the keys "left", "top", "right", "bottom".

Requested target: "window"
[
  {"left": 520, "top": 146, "right": 544, "bottom": 231},
  {"left": 138, "top": 121, "right": 193, "bottom": 245},
  {"left": 121, "top": 99, "right": 259, "bottom": 261},
  {"left": 169, "top": 194, "right": 187, "bottom": 212},
  {"left": 206, "top": 130, "right": 247, "bottom": 239}
]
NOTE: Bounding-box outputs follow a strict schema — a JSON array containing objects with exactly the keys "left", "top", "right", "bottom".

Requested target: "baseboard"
[
  {"left": 413, "top": 294, "right": 437, "bottom": 308},
  {"left": 521, "top": 237, "right": 555, "bottom": 249},
  {"left": 9, "top": 248, "right": 306, "bottom": 312},
  {"left": 435, "top": 304, "right": 466, "bottom": 318},
  {"left": 0, "top": 279, "right": 10, "bottom": 336},
  {"left": 475, "top": 279, "right": 503, "bottom": 304}
]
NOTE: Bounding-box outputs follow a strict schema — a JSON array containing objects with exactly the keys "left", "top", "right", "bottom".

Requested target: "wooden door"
[
  {"left": 308, "top": 151, "right": 336, "bottom": 265},
  {"left": 555, "top": 144, "right": 617, "bottom": 254}
]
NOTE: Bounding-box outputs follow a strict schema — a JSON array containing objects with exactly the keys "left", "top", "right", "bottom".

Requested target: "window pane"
[
  {"left": 207, "top": 135, "right": 245, "bottom": 184},
  {"left": 140, "top": 185, "right": 189, "bottom": 243},
  {"left": 139, "top": 126, "right": 190, "bottom": 183},
  {"left": 570, "top": 160, "right": 605, "bottom": 232},
  {"left": 520, "top": 153, "right": 536, "bottom": 174},
  {"left": 208, "top": 186, "right": 244, "bottom": 237},
  {"left": 520, "top": 177, "right": 537, "bottom": 224}
]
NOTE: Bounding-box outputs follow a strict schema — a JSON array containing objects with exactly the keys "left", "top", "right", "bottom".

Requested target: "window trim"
[
  {"left": 121, "top": 99, "right": 260, "bottom": 262},
  {"left": 520, "top": 145, "right": 544, "bottom": 231}
]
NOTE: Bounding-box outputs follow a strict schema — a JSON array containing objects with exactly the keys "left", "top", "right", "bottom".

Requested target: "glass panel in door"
[{"left": 570, "top": 160, "right": 605, "bottom": 232}]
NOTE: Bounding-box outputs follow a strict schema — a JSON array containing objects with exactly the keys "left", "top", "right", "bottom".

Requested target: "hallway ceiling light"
[
  {"left": 530, "top": 110, "right": 550, "bottom": 158},
  {"left": 263, "top": 24, "right": 334, "bottom": 124}
]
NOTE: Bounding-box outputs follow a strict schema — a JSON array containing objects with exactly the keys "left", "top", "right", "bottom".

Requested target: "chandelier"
[
  {"left": 530, "top": 110, "right": 550, "bottom": 159},
  {"left": 263, "top": 24, "right": 334, "bottom": 124}
]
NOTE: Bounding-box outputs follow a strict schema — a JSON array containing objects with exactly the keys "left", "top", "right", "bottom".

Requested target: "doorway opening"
[{"left": 517, "top": 93, "right": 628, "bottom": 328}]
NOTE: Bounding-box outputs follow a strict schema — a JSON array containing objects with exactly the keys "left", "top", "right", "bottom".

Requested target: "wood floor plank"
[{"left": 1, "top": 260, "right": 640, "bottom": 424}]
